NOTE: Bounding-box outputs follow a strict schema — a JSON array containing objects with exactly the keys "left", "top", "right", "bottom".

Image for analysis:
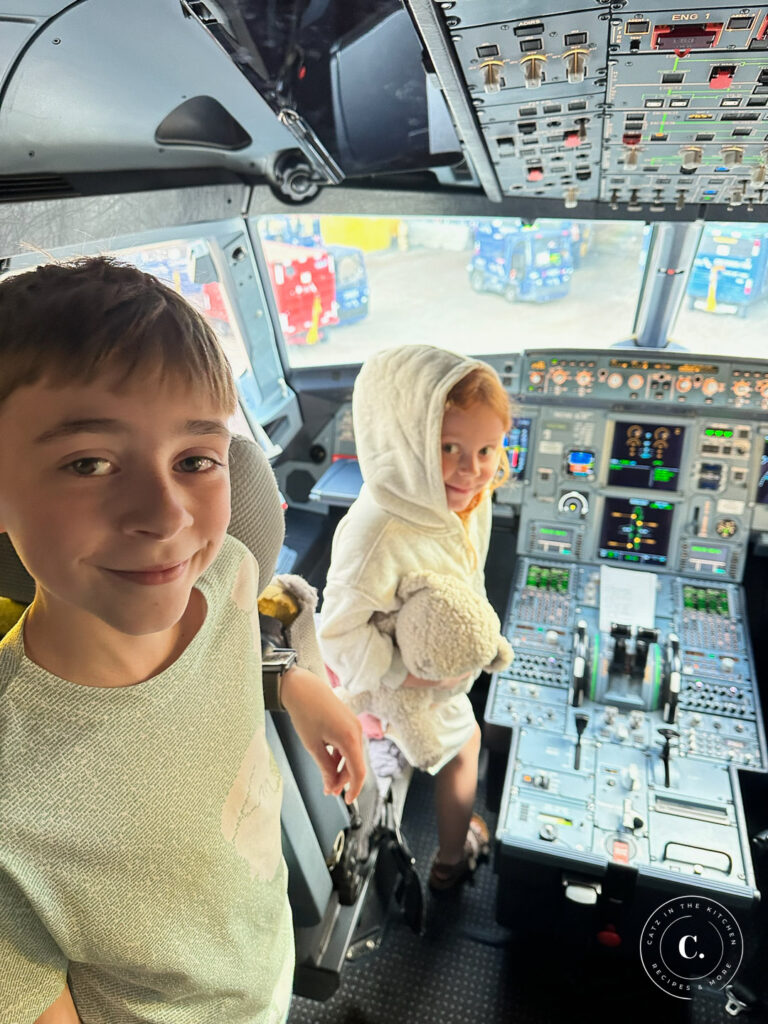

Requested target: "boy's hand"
[{"left": 280, "top": 667, "right": 366, "bottom": 803}]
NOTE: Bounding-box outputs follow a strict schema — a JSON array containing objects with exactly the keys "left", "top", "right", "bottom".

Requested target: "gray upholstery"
[{"left": 0, "top": 434, "right": 285, "bottom": 603}]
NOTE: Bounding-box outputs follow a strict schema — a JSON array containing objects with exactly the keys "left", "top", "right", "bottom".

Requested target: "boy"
[{"left": 0, "top": 256, "right": 365, "bottom": 1024}]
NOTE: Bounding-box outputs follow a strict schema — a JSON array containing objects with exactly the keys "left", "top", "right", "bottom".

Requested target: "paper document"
[{"left": 598, "top": 565, "right": 657, "bottom": 634}]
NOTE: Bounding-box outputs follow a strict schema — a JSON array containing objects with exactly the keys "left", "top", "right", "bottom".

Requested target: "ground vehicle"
[
  {"left": 2, "top": 2, "right": 768, "bottom": 1022},
  {"left": 261, "top": 215, "right": 369, "bottom": 324},
  {"left": 468, "top": 221, "right": 573, "bottom": 302},
  {"left": 261, "top": 239, "right": 339, "bottom": 343},
  {"left": 687, "top": 224, "right": 768, "bottom": 318}
]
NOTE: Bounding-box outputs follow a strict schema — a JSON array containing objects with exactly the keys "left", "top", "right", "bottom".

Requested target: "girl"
[{"left": 318, "top": 343, "right": 512, "bottom": 889}]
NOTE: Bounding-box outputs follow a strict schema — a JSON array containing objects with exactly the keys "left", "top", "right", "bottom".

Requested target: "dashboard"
[{"left": 485, "top": 349, "right": 768, "bottom": 582}]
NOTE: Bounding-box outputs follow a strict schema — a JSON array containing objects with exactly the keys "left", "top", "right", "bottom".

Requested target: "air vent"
[{"left": 0, "top": 174, "right": 79, "bottom": 202}]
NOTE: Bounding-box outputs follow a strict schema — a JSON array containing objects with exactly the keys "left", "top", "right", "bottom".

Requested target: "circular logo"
[{"left": 639, "top": 896, "right": 744, "bottom": 1000}]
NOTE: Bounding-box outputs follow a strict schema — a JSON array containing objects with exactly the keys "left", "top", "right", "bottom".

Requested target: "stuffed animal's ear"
[{"left": 484, "top": 636, "right": 514, "bottom": 673}]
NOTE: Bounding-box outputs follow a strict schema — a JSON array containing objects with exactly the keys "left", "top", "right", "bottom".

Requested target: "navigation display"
[
  {"left": 505, "top": 417, "right": 532, "bottom": 479},
  {"left": 607, "top": 421, "right": 685, "bottom": 491},
  {"left": 598, "top": 497, "right": 675, "bottom": 567}
]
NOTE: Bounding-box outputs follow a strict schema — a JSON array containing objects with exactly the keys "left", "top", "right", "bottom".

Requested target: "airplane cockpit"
[{"left": 3, "top": 2, "right": 768, "bottom": 1022}]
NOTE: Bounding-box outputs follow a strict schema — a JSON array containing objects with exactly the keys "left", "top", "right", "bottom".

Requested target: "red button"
[
  {"left": 710, "top": 72, "right": 732, "bottom": 89},
  {"left": 564, "top": 131, "right": 581, "bottom": 148},
  {"left": 612, "top": 839, "right": 630, "bottom": 864},
  {"left": 527, "top": 167, "right": 544, "bottom": 181},
  {"left": 597, "top": 925, "right": 622, "bottom": 948}
]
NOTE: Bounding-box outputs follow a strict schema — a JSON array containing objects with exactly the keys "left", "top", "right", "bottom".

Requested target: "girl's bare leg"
[{"left": 433, "top": 722, "right": 481, "bottom": 863}]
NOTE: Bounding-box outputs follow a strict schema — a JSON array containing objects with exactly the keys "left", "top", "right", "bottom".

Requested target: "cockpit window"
[
  {"left": 255, "top": 214, "right": 647, "bottom": 367},
  {"left": 671, "top": 222, "right": 768, "bottom": 358}
]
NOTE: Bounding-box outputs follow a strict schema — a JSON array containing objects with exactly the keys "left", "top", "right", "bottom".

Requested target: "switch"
[
  {"left": 523, "top": 56, "right": 545, "bottom": 88},
  {"left": 710, "top": 68, "right": 735, "bottom": 89},
  {"left": 680, "top": 146, "right": 703, "bottom": 172},
  {"left": 722, "top": 146, "right": 744, "bottom": 167},
  {"left": 482, "top": 61, "right": 503, "bottom": 93},
  {"left": 565, "top": 50, "right": 587, "bottom": 84},
  {"left": 527, "top": 165, "right": 545, "bottom": 181},
  {"left": 611, "top": 841, "right": 630, "bottom": 865}
]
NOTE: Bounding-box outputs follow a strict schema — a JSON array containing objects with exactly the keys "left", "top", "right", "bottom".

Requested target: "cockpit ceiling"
[{"left": 1, "top": 0, "right": 768, "bottom": 220}]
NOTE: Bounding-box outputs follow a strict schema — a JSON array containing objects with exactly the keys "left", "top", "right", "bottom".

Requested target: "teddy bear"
[{"left": 336, "top": 570, "right": 513, "bottom": 770}]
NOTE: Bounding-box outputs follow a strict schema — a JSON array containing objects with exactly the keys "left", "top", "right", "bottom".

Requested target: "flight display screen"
[
  {"left": 607, "top": 421, "right": 685, "bottom": 491},
  {"left": 757, "top": 435, "right": 768, "bottom": 505},
  {"left": 598, "top": 497, "right": 675, "bottom": 567},
  {"left": 505, "top": 417, "right": 532, "bottom": 479}
]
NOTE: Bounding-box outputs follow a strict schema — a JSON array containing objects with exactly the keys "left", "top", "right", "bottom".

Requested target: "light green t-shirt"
[{"left": 0, "top": 534, "right": 294, "bottom": 1024}]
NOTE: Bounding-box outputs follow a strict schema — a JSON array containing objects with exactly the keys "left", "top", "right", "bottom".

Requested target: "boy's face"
[
  {"left": 0, "top": 374, "right": 232, "bottom": 638},
  {"left": 441, "top": 402, "right": 506, "bottom": 513}
]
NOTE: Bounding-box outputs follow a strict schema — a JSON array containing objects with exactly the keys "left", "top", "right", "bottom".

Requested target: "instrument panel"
[
  {"left": 500, "top": 350, "right": 768, "bottom": 410},
  {"left": 486, "top": 349, "right": 768, "bottom": 581},
  {"left": 430, "top": 1, "right": 768, "bottom": 213}
]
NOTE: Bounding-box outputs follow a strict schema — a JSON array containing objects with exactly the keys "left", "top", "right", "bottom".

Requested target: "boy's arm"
[
  {"left": 34, "top": 986, "right": 80, "bottom": 1024},
  {"left": 280, "top": 666, "right": 365, "bottom": 803}
]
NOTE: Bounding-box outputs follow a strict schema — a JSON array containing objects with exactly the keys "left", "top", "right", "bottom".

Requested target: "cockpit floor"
[{"left": 286, "top": 757, "right": 751, "bottom": 1024}]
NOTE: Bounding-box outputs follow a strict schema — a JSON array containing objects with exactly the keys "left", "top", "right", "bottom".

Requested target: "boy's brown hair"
[{"left": 0, "top": 255, "right": 237, "bottom": 412}]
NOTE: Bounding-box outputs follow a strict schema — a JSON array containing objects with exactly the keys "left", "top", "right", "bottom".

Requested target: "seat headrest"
[{"left": 0, "top": 434, "right": 285, "bottom": 605}]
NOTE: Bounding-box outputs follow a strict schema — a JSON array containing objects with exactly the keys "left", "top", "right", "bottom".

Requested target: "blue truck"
[
  {"left": 686, "top": 223, "right": 768, "bottom": 318},
  {"left": 468, "top": 220, "right": 574, "bottom": 303}
]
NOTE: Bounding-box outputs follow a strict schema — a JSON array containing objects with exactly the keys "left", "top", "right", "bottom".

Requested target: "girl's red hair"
[{"left": 445, "top": 365, "right": 513, "bottom": 523}]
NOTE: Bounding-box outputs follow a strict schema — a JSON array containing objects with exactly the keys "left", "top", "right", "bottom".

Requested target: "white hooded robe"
[{"left": 318, "top": 344, "right": 494, "bottom": 772}]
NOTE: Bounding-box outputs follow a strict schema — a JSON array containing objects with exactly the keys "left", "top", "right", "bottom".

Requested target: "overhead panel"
[
  {"left": 419, "top": 1, "right": 768, "bottom": 214},
  {"left": 451, "top": 9, "right": 608, "bottom": 204},
  {"left": 606, "top": 6, "right": 768, "bottom": 212}
]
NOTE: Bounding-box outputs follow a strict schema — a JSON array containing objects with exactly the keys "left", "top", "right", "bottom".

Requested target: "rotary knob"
[
  {"left": 481, "top": 61, "right": 503, "bottom": 94},
  {"left": 575, "top": 370, "right": 593, "bottom": 388},
  {"left": 701, "top": 377, "right": 719, "bottom": 398},
  {"left": 676, "top": 376, "right": 693, "bottom": 393},
  {"left": 551, "top": 368, "right": 569, "bottom": 386},
  {"left": 558, "top": 491, "right": 589, "bottom": 517},
  {"left": 716, "top": 519, "right": 737, "bottom": 538},
  {"left": 607, "top": 372, "right": 623, "bottom": 389},
  {"left": 530, "top": 371, "right": 543, "bottom": 385},
  {"left": 627, "top": 373, "right": 644, "bottom": 391},
  {"left": 731, "top": 380, "right": 751, "bottom": 399},
  {"left": 523, "top": 56, "right": 545, "bottom": 89}
]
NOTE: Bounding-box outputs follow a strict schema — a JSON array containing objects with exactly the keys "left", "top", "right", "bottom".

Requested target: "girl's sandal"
[{"left": 428, "top": 814, "right": 491, "bottom": 891}]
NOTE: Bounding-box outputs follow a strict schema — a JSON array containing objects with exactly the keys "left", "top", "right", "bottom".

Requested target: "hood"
[{"left": 352, "top": 344, "right": 487, "bottom": 530}]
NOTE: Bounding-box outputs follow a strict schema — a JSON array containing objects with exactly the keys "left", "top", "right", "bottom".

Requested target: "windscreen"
[{"left": 255, "top": 214, "right": 647, "bottom": 368}]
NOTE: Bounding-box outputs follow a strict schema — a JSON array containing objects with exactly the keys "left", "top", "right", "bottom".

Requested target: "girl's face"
[{"left": 440, "top": 402, "right": 506, "bottom": 512}]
